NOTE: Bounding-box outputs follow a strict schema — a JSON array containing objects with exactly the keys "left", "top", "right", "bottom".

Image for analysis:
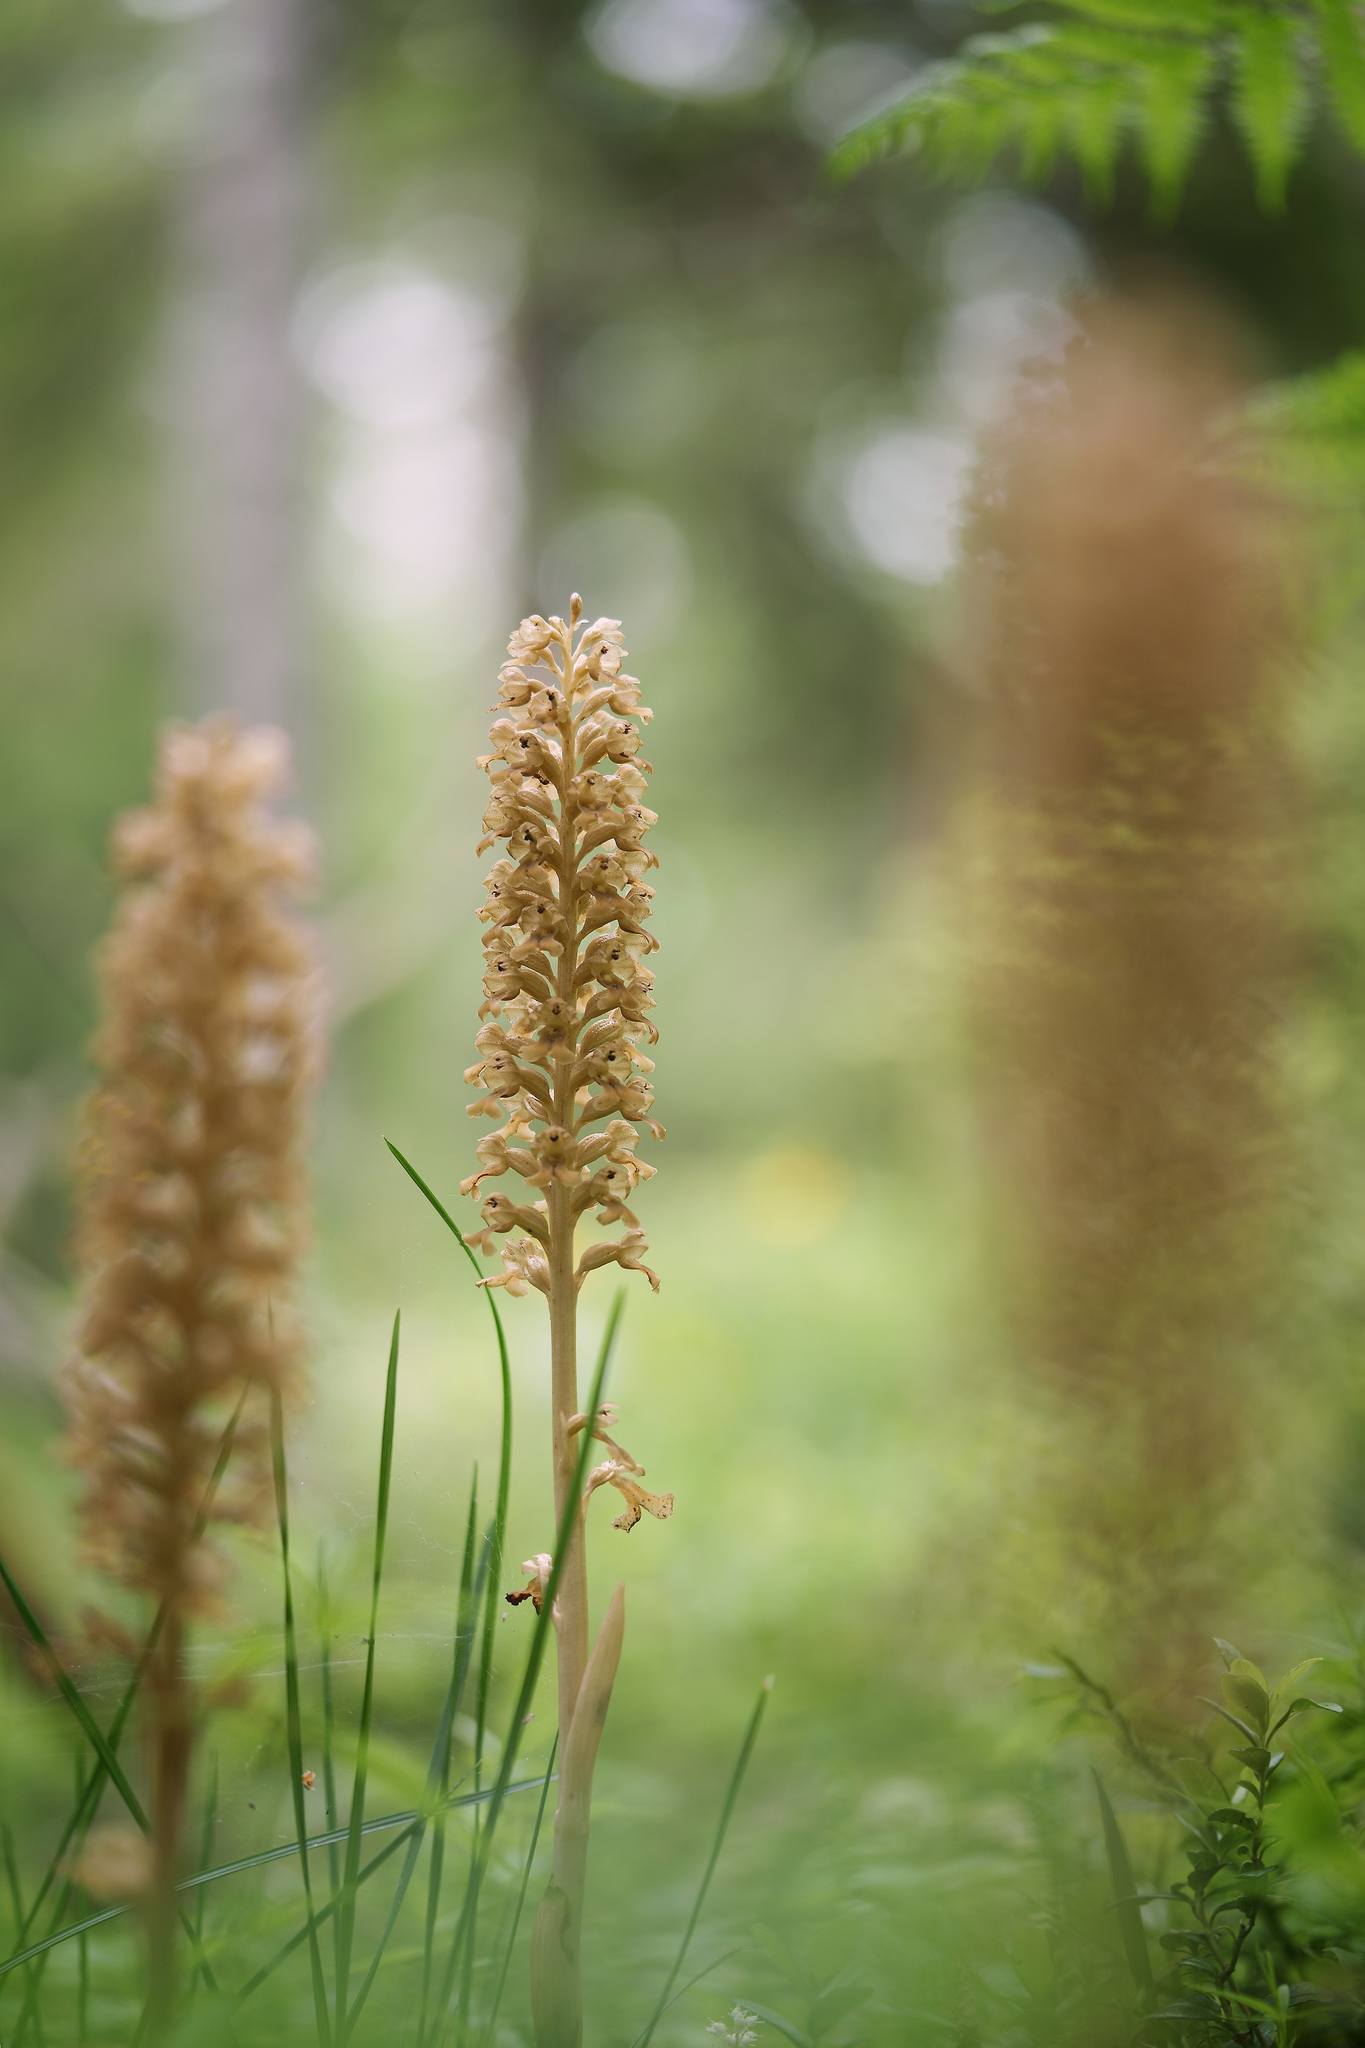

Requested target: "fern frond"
[
  {"left": 1067, "top": 72, "right": 1130, "bottom": 200},
  {"left": 1230, "top": 9, "right": 1309, "bottom": 211},
  {"left": 1136, "top": 38, "right": 1216, "bottom": 215},
  {"left": 1048, "top": 0, "right": 1229, "bottom": 24},
  {"left": 832, "top": 0, "right": 1351, "bottom": 218},
  {"left": 1309, "top": 0, "right": 1365, "bottom": 152},
  {"left": 831, "top": 23, "right": 1184, "bottom": 194}
]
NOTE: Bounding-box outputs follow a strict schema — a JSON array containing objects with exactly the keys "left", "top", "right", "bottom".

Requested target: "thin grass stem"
[
  {"left": 318, "top": 1543, "right": 344, "bottom": 1988},
  {"left": 479, "top": 1735, "right": 557, "bottom": 2048},
  {"left": 349, "top": 1490, "right": 489, "bottom": 2046},
  {"left": 188, "top": 1753, "right": 217, "bottom": 2001},
  {"left": 418, "top": 1477, "right": 481, "bottom": 2048},
  {"left": 271, "top": 1384, "right": 334, "bottom": 2048},
  {"left": 635, "top": 1678, "right": 773, "bottom": 2048},
  {"left": 428, "top": 1308, "right": 620, "bottom": 2041},
  {"left": 2, "top": 1402, "right": 245, "bottom": 2039},
  {"left": 333, "top": 1311, "right": 401, "bottom": 2040}
]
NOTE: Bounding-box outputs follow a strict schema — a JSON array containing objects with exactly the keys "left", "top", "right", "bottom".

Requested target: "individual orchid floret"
[
  {"left": 574, "top": 1227, "right": 660, "bottom": 1293},
  {"left": 587, "top": 1464, "right": 675, "bottom": 1533},
  {"left": 506, "top": 1553, "right": 555, "bottom": 1616},
  {"left": 567, "top": 1403, "right": 644, "bottom": 1476},
  {"left": 476, "top": 1237, "right": 549, "bottom": 1296},
  {"left": 576, "top": 1406, "right": 673, "bottom": 1532}
]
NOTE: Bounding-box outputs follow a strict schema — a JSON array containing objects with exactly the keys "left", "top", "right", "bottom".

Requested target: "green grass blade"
[
  {"left": 643, "top": 1949, "right": 745, "bottom": 2042},
  {"left": 333, "top": 1309, "right": 401, "bottom": 2041},
  {"left": 1, "top": 1905, "right": 128, "bottom": 1977},
  {"left": 76, "top": 1920, "right": 88, "bottom": 2047},
  {"left": 271, "top": 1384, "right": 334, "bottom": 2048},
  {"left": 469, "top": 1285, "right": 515, "bottom": 2045},
  {"left": 388, "top": 1138, "right": 518, "bottom": 2043},
  {"left": 233, "top": 1776, "right": 542, "bottom": 2013},
  {"left": 418, "top": 1477, "right": 483, "bottom": 2048},
  {"left": 456, "top": 1290, "right": 625, "bottom": 2037},
  {"left": 478, "top": 1735, "right": 557, "bottom": 2048},
  {"left": 636, "top": 1677, "right": 773, "bottom": 2048},
  {"left": 317, "top": 1542, "right": 345, "bottom": 1991},
  {"left": 430, "top": 1328, "right": 617, "bottom": 2038},
  {"left": 0, "top": 1554, "right": 147, "bottom": 1831},
  {"left": 733, "top": 1997, "right": 812, "bottom": 2046},
  {"left": 453, "top": 1513, "right": 501, "bottom": 2048},
  {"left": 1093, "top": 1769, "right": 1154, "bottom": 1998},
  {"left": 189, "top": 1753, "right": 218, "bottom": 1999},
  {"left": 2, "top": 1400, "right": 247, "bottom": 2036},
  {"left": 385, "top": 1140, "right": 495, "bottom": 1293},
  {"left": 24, "top": 1395, "right": 246, "bottom": 1943},
  {"left": 350, "top": 1487, "right": 489, "bottom": 2046},
  {"left": 0, "top": 1829, "right": 45, "bottom": 2048},
  {"left": 0, "top": 1567, "right": 223, "bottom": 2023},
  {"left": 0, "top": 1779, "right": 546, "bottom": 1985},
  {"left": 2, "top": 1826, "right": 24, "bottom": 1948},
  {"left": 385, "top": 1139, "right": 516, "bottom": 1762},
  {"left": 235, "top": 1824, "right": 416, "bottom": 2010}
]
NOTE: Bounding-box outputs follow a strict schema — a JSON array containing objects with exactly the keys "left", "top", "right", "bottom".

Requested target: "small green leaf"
[
  {"left": 1312, "top": 0, "right": 1365, "bottom": 151},
  {"left": 1231, "top": 9, "right": 1308, "bottom": 212},
  {"left": 1199, "top": 1696, "right": 1259, "bottom": 1744},
  {"left": 1093, "top": 1772, "right": 1154, "bottom": 1996},
  {"left": 1067, "top": 72, "right": 1128, "bottom": 201},
  {"left": 1220, "top": 1662, "right": 1271, "bottom": 1734},
  {"left": 1273, "top": 1657, "right": 1323, "bottom": 1698},
  {"left": 1136, "top": 38, "right": 1215, "bottom": 218}
]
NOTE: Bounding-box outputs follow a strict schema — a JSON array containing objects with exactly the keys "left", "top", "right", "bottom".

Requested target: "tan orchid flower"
[
  {"left": 63, "top": 719, "right": 319, "bottom": 2030},
  {"left": 466, "top": 598, "right": 672, "bottom": 2048}
]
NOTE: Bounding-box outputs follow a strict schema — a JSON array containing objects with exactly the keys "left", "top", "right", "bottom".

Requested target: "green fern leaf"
[
  {"left": 1067, "top": 72, "right": 1130, "bottom": 199},
  {"left": 1135, "top": 38, "right": 1217, "bottom": 217},
  {"left": 1310, "top": 0, "right": 1365, "bottom": 152},
  {"left": 1231, "top": 8, "right": 1309, "bottom": 211},
  {"left": 1049, "top": 0, "right": 1228, "bottom": 24},
  {"left": 1015, "top": 86, "right": 1068, "bottom": 180},
  {"left": 829, "top": 27, "right": 1060, "bottom": 180},
  {"left": 1252, "top": 347, "right": 1365, "bottom": 443},
  {"left": 833, "top": 0, "right": 1365, "bottom": 218}
]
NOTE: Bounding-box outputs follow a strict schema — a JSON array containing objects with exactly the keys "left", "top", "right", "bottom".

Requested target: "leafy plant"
[
  {"left": 1050, "top": 1643, "right": 1365, "bottom": 2045},
  {"left": 832, "top": 1, "right": 1365, "bottom": 219}
]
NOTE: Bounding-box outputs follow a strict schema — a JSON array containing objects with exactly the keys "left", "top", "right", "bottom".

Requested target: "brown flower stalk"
[
  {"left": 63, "top": 719, "right": 317, "bottom": 2032},
  {"left": 962, "top": 298, "right": 1297, "bottom": 1700},
  {"left": 464, "top": 597, "right": 669, "bottom": 2048}
]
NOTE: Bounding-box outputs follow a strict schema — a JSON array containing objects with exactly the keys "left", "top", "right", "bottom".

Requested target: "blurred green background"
[{"left": 7, "top": 2, "right": 1365, "bottom": 2041}]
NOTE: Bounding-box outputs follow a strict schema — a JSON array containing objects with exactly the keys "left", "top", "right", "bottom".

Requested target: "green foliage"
[
  {"left": 1047, "top": 1643, "right": 1365, "bottom": 2046},
  {"left": 1251, "top": 344, "right": 1365, "bottom": 467},
  {"left": 0, "top": 1230, "right": 769, "bottom": 2046},
  {"left": 832, "top": 2, "right": 1365, "bottom": 218}
]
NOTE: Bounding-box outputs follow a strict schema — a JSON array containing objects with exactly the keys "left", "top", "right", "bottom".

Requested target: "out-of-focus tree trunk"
[{"left": 172, "top": 0, "right": 318, "bottom": 733}]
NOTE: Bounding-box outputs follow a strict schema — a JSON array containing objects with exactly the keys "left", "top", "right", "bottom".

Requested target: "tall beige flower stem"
[
  {"left": 465, "top": 599, "right": 672, "bottom": 2048},
  {"left": 63, "top": 722, "right": 317, "bottom": 2035},
  {"left": 548, "top": 1168, "right": 590, "bottom": 1742},
  {"left": 963, "top": 298, "right": 1295, "bottom": 1702}
]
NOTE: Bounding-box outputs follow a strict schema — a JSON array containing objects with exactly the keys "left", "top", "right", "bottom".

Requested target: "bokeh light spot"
[{"left": 586, "top": 0, "right": 792, "bottom": 99}]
